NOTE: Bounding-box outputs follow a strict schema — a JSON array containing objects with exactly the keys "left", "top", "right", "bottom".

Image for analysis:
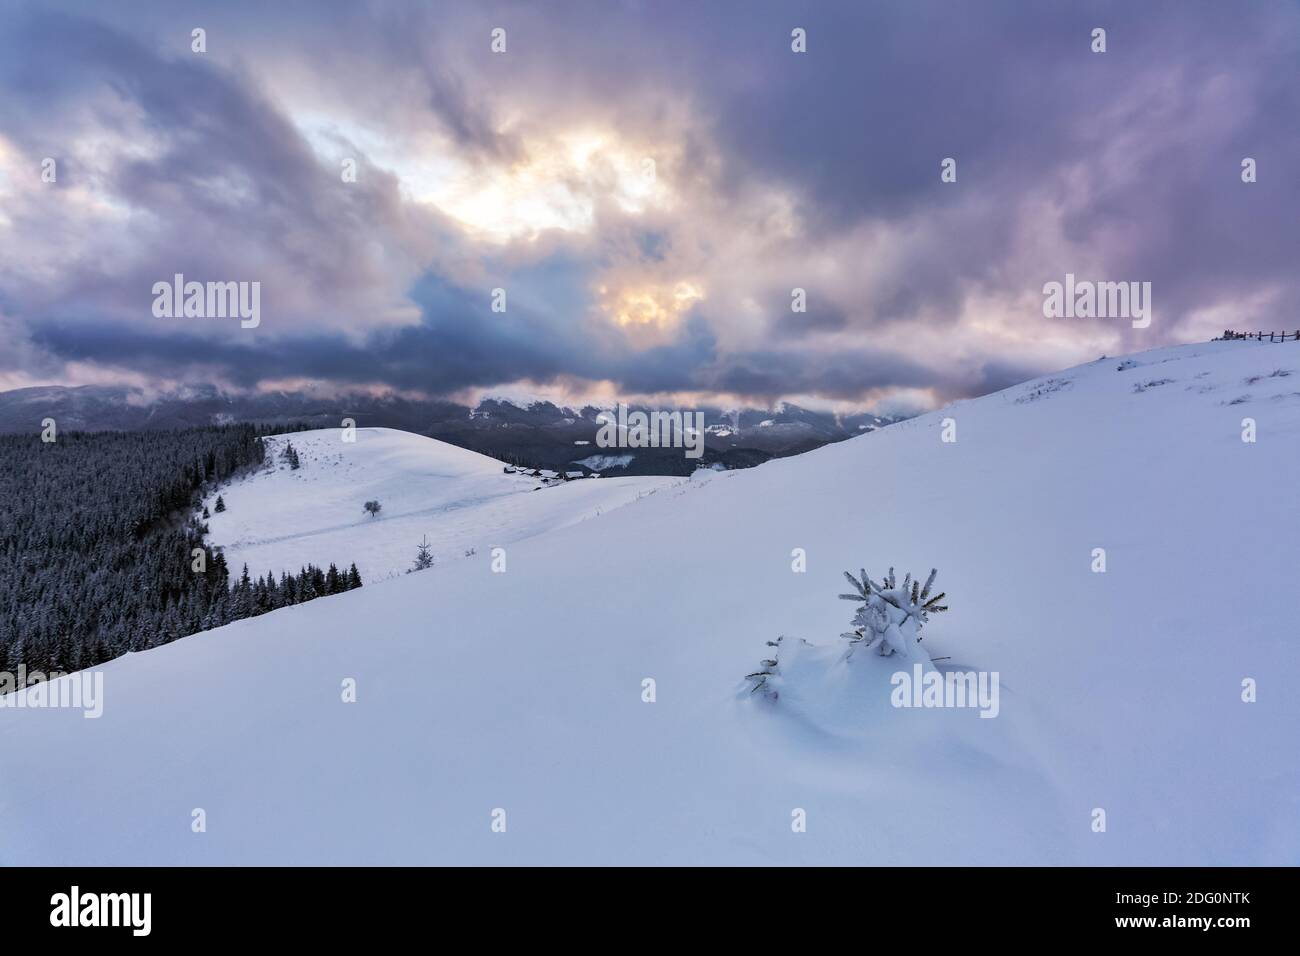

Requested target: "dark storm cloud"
[
  {"left": 701, "top": 346, "right": 934, "bottom": 403},
  {"left": 677, "top": 0, "right": 1300, "bottom": 340},
  {"left": 0, "top": 5, "right": 443, "bottom": 331},
  {"left": 2, "top": 0, "right": 1298, "bottom": 405}
]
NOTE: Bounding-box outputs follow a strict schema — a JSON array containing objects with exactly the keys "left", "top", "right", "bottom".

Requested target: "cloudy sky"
[{"left": 1, "top": 0, "right": 1296, "bottom": 412}]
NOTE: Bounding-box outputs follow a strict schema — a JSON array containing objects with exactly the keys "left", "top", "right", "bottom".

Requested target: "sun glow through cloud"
[
  {"left": 599, "top": 280, "right": 703, "bottom": 334},
  {"left": 416, "top": 130, "right": 672, "bottom": 242}
]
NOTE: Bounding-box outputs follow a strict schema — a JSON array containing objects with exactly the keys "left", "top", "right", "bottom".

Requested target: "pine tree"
[
  {"left": 346, "top": 563, "right": 362, "bottom": 590},
  {"left": 0, "top": 424, "right": 366, "bottom": 675},
  {"left": 5, "top": 637, "right": 25, "bottom": 673},
  {"left": 409, "top": 535, "right": 435, "bottom": 572},
  {"left": 839, "top": 566, "right": 948, "bottom": 657}
]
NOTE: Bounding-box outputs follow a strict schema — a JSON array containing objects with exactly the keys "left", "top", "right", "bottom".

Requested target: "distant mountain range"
[{"left": 0, "top": 384, "right": 904, "bottom": 475}]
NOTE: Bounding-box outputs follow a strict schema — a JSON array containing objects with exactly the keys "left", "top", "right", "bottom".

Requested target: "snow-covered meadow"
[
  {"left": 204, "top": 428, "right": 677, "bottom": 583},
  {"left": 1, "top": 341, "right": 1296, "bottom": 865}
]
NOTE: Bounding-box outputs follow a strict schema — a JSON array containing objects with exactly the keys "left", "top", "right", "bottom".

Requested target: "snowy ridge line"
[{"left": 1213, "top": 329, "right": 1300, "bottom": 342}]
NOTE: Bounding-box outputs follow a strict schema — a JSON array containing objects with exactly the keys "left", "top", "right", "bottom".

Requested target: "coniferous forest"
[{"left": 0, "top": 425, "right": 361, "bottom": 676}]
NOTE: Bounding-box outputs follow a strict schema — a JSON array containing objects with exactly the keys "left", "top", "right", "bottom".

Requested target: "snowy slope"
[
  {"left": 204, "top": 428, "right": 676, "bottom": 582},
  {"left": 2, "top": 341, "right": 1297, "bottom": 865}
]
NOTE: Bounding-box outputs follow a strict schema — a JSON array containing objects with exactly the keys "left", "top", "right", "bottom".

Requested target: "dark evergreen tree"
[
  {"left": 0, "top": 424, "right": 363, "bottom": 675},
  {"left": 409, "top": 535, "right": 435, "bottom": 572}
]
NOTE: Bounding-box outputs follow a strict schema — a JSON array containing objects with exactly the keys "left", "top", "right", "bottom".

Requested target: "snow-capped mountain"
[
  {"left": 2, "top": 340, "right": 1295, "bottom": 865},
  {"left": 0, "top": 386, "right": 904, "bottom": 476}
]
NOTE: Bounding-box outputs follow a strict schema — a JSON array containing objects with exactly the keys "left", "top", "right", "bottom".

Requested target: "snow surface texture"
[
  {"left": 204, "top": 429, "right": 675, "bottom": 582},
  {"left": 1, "top": 342, "right": 1297, "bottom": 865}
]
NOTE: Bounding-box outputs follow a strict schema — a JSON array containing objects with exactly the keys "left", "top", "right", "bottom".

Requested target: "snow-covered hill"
[
  {"left": 2, "top": 341, "right": 1297, "bottom": 865},
  {"left": 203, "top": 428, "right": 677, "bottom": 582}
]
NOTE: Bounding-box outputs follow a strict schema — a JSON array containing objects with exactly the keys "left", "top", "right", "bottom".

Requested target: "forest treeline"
[{"left": 0, "top": 424, "right": 360, "bottom": 675}]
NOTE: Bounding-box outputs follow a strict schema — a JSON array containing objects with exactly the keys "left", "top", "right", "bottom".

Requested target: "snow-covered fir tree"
[
  {"left": 410, "top": 535, "right": 435, "bottom": 572},
  {"left": 839, "top": 566, "right": 948, "bottom": 660},
  {"left": 0, "top": 424, "right": 364, "bottom": 676}
]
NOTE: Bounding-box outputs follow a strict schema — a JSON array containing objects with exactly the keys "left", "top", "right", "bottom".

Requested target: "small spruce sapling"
[
  {"left": 410, "top": 535, "right": 435, "bottom": 572},
  {"left": 214, "top": 495, "right": 226, "bottom": 513},
  {"left": 839, "top": 566, "right": 948, "bottom": 659}
]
